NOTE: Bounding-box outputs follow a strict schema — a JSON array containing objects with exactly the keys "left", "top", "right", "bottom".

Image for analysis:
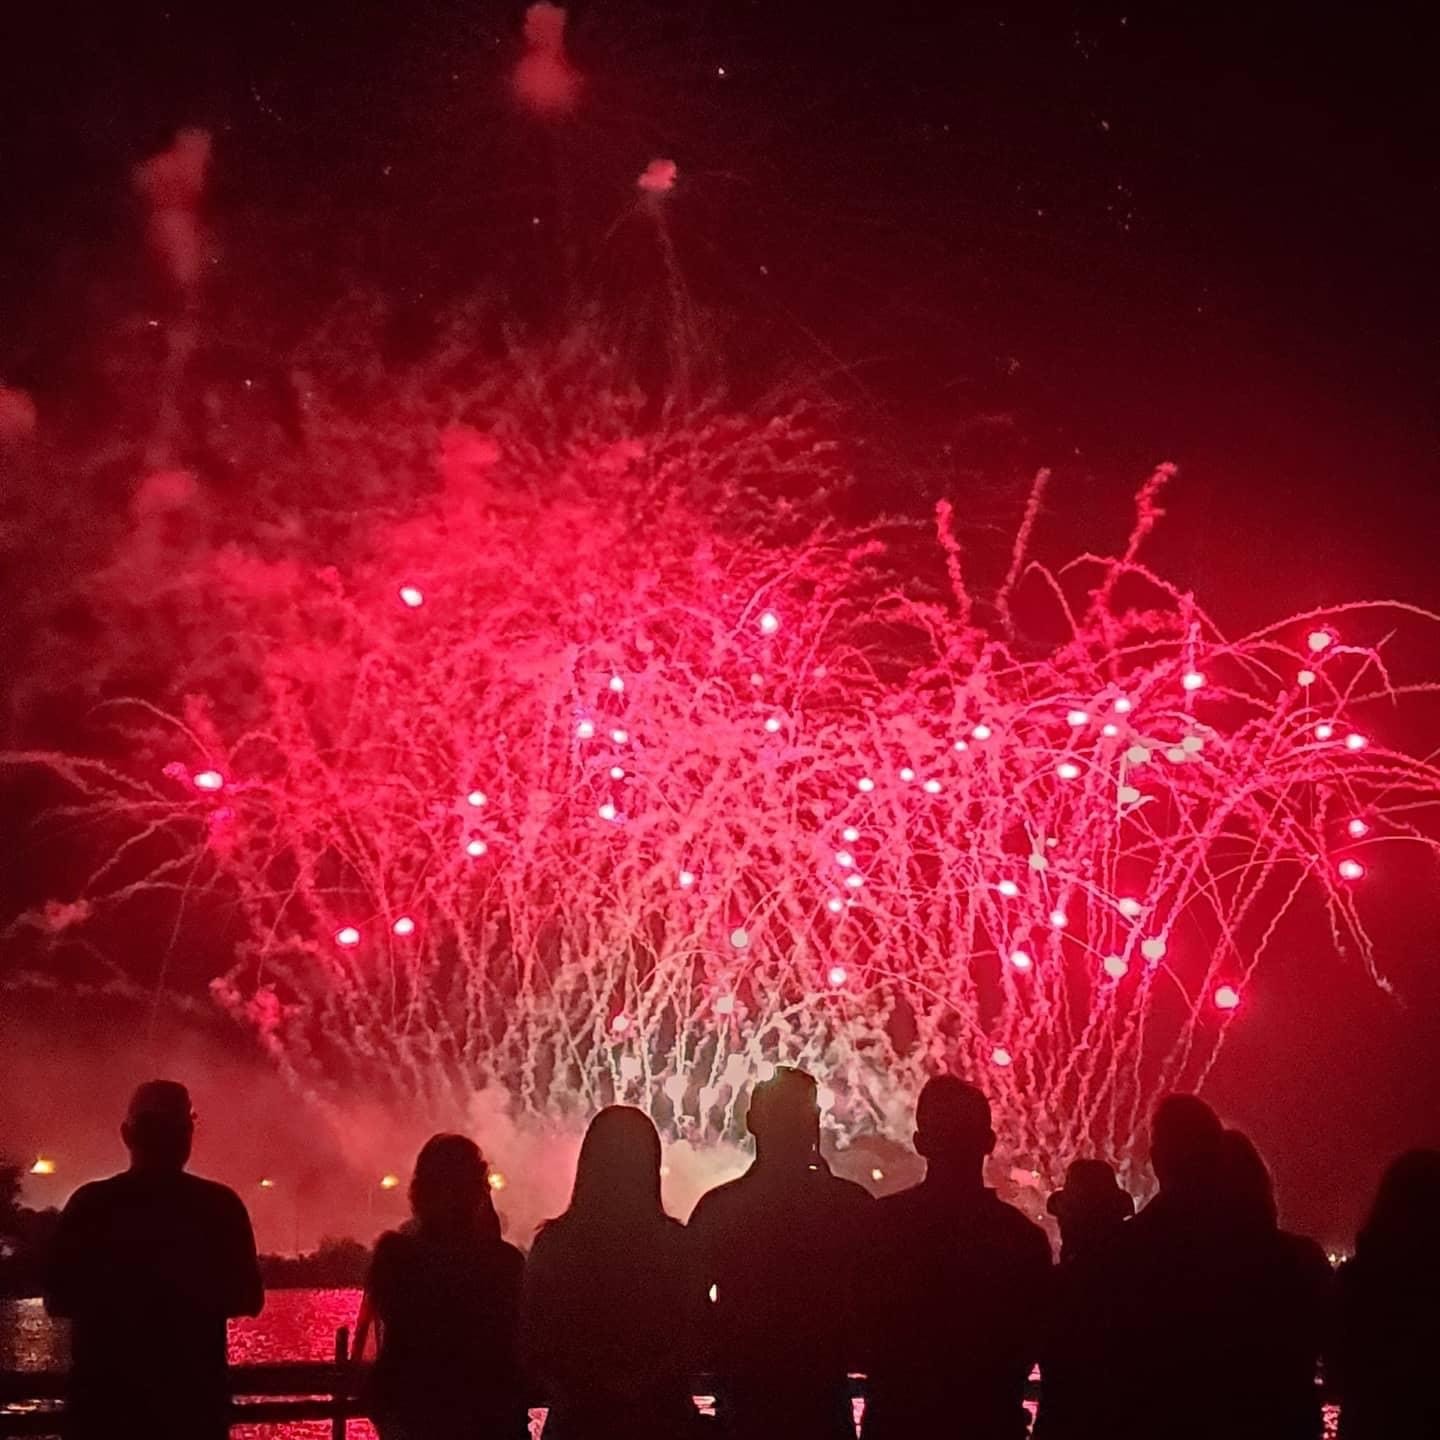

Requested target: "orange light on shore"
[
  {"left": 258, "top": 1177, "right": 277, "bottom": 1189},
  {"left": 487, "top": 1171, "right": 507, "bottom": 1192},
  {"left": 379, "top": 1174, "right": 401, "bottom": 1191},
  {"left": 30, "top": 1158, "right": 56, "bottom": 1176}
]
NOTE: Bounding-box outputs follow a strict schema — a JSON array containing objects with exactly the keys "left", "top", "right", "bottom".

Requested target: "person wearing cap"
[
  {"left": 687, "top": 1066, "right": 873, "bottom": 1440},
  {"left": 44, "top": 1080, "right": 263, "bottom": 1438},
  {"left": 1033, "top": 1159, "right": 1134, "bottom": 1439},
  {"left": 863, "top": 1075, "right": 1053, "bottom": 1440}
]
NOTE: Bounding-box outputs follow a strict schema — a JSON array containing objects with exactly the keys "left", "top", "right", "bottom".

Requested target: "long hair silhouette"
[
  {"left": 561, "top": 1105, "right": 665, "bottom": 1228},
  {"left": 409, "top": 1133, "right": 501, "bottom": 1238}
]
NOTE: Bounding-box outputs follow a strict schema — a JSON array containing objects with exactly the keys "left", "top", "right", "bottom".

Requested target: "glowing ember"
[
  {"left": 1102, "top": 955, "right": 1129, "bottom": 980},
  {"left": 759, "top": 610, "right": 780, "bottom": 634},
  {"left": 828, "top": 965, "right": 848, "bottom": 988},
  {"left": 1347, "top": 819, "right": 1370, "bottom": 839},
  {"left": 1009, "top": 950, "right": 1033, "bottom": 971},
  {"left": 392, "top": 916, "right": 416, "bottom": 937},
  {"left": 1214, "top": 985, "right": 1241, "bottom": 1011},
  {"left": 1307, "top": 629, "right": 1336, "bottom": 652},
  {"left": 192, "top": 769, "right": 225, "bottom": 791},
  {"left": 1338, "top": 859, "right": 1365, "bottom": 881},
  {"left": 334, "top": 927, "right": 361, "bottom": 948},
  {"left": 398, "top": 585, "right": 425, "bottom": 608}
]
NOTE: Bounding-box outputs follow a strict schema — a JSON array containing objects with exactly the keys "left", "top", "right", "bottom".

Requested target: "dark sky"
[{"left": 2, "top": 2, "right": 1437, "bottom": 1243}]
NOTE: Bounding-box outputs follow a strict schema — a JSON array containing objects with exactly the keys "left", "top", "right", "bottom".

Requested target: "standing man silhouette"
[
  {"left": 45, "top": 1081, "right": 263, "bottom": 1439},
  {"left": 864, "top": 1076, "right": 1052, "bottom": 1440},
  {"left": 688, "top": 1067, "right": 872, "bottom": 1440}
]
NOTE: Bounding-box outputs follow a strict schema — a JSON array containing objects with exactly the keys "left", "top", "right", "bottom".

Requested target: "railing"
[
  {"left": 0, "top": 1328, "right": 363, "bottom": 1437},
  {"left": 0, "top": 1337, "right": 1334, "bottom": 1438}
]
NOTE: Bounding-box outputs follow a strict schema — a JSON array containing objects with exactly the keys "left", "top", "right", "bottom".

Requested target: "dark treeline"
[{"left": 26, "top": 1075, "right": 1440, "bottom": 1440}]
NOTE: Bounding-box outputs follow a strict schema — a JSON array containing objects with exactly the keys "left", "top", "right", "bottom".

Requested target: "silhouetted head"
[
  {"left": 1357, "top": 1148, "right": 1440, "bottom": 1260},
  {"left": 1150, "top": 1093, "right": 1224, "bottom": 1195},
  {"left": 567, "top": 1106, "right": 665, "bottom": 1226},
  {"left": 122, "top": 1081, "right": 195, "bottom": 1171},
  {"left": 409, "top": 1133, "right": 500, "bottom": 1237},
  {"left": 914, "top": 1076, "right": 995, "bottom": 1171},
  {"left": 1217, "top": 1129, "right": 1277, "bottom": 1230},
  {"left": 1047, "top": 1158, "right": 1134, "bottom": 1256},
  {"left": 746, "top": 1067, "right": 820, "bottom": 1167}
]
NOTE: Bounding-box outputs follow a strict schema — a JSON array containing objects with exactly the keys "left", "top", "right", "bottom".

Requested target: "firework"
[{"left": 10, "top": 428, "right": 1440, "bottom": 1190}]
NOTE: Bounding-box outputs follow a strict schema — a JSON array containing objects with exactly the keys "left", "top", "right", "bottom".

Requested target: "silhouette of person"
[
  {"left": 523, "top": 1106, "right": 701, "bottom": 1440},
  {"left": 44, "top": 1080, "right": 263, "bottom": 1440},
  {"left": 687, "top": 1067, "right": 872, "bottom": 1440},
  {"left": 1334, "top": 1148, "right": 1440, "bottom": 1440},
  {"left": 363, "top": 1133, "right": 527, "bottom": 1440},
  {"left": 864, "top": 1076, "right": 1052, "bottom": 1440},
  {"left": 1213, "top": 1129, "right": 1332, "bottom": 1440},
  {"left": 1110, "top": 1094, "right": 1320, "bottom": 1440},
  {"left": 1033, "top": 1158, "right": 1134, "bottom": 1440}
]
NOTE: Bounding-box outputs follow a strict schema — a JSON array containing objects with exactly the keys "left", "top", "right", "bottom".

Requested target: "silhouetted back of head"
[
  {"left": 122, "top": 1080, "right": 194, "bottom": 1171},
  {"left": 1048, "top": 1158, "right": 1133, "bottom": 1254},
  {"left": 566, "top": 1105, "right": 665, "bottom": 1226},
  {"left": 745, "top": 1067, "right": 820, "bottom": 1166},
  {"left": 1358, "top": 1148, "right": 1440, "bottom": 1262},
  {"left": 409, "top": 1133, "right": 500, "bottom": 1238},
  {"left": 915, "top": 1076, "right": 995, "bottom": 1169},
  {"left": 1150, "top": 1093, "right": 1224, "bottom": 1194},
  {"left": 1217, "top": 1129, "right": 1278, "bottom": 1230}
]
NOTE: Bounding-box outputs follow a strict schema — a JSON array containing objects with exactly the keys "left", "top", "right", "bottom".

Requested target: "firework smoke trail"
[{"left": 7, "top": 416, "right": 1440, "bottom": 1190}]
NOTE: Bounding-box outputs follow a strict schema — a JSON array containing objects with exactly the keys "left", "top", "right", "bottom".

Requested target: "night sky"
[{"left": 2, "top": 2, "right": 1437, "bottom": 1246}]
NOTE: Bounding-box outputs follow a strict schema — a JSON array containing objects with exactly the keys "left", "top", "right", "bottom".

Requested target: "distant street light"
[
  {"left": 30, "top": 1158, "right": 56, "bottom": 1176},
  {"left": 258, "top": 1177, "right": 277, "bottom": 1190},
  {"left": 379, "top": 1174, "right": 401, "bottom": 1191}
]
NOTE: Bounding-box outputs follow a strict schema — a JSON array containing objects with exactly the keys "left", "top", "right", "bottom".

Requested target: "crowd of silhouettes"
[{"left": 40, "top": 1074, "right": 1440, "bottom": 1438}]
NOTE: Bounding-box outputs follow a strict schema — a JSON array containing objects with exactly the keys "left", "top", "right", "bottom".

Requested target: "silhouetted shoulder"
[
  {"left": 996, "top": 1197, "right": 1052, "bottom": 1255},
  {"left": 178, "top": 1171, "right": 252, "bottom": 1215},
  {"left": 56, "top": 1177, "right": 114, "bottom": 1215},
  {"left": 687, "top": 1175, "right": 747, "bottom": 1224}
]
